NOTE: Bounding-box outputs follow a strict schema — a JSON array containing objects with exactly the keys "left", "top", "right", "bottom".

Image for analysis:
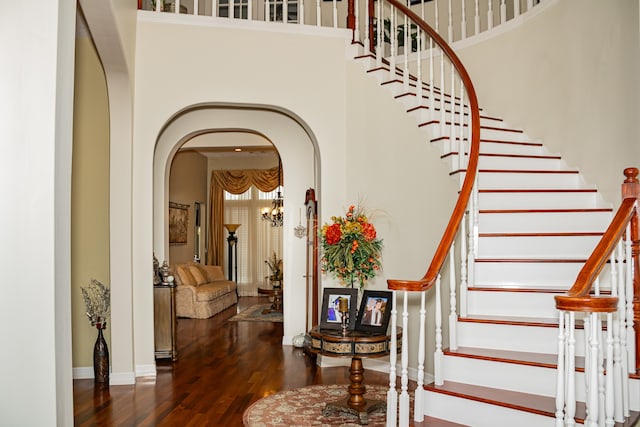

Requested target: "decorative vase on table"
[{"left": 93, "top": 324, "right": 109, "bottom": 387}]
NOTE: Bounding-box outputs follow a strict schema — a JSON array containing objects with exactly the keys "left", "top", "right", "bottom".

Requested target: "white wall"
[
  {"left": 453, "top": 0, "right": 640, "bottom": 204},
  {"left": 0, "top": 0, "right": 76, "bottom": 424},
  {"left": 136, "top": 12, "right": 455, "bottom": 368}
]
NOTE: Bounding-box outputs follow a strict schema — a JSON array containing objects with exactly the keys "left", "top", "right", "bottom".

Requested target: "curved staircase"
[{"left": 352, "top": 47, "right": 639, "bottom": 427}]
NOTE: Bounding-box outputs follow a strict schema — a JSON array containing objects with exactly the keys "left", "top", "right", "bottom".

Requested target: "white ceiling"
[{"left": 181, "top": 131, "right": 277, "bottom": 159}]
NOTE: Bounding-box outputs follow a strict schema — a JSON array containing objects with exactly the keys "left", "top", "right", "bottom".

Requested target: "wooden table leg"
[{"left": 322, "top": 356, "right": 386, "bottom": 425}]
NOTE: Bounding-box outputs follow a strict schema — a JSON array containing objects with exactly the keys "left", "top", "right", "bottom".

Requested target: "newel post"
[{"left": 622, "top": 167, "right": 640, "bottom": 373}]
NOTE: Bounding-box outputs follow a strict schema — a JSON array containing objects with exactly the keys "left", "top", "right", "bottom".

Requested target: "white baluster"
[
  {"left": 438, "top": 50, "right": 445, "bottom": 139},
  {"left": 283, "top": 0, "right": 288, "bottom": 22},
  {"left": 513, "top": 0, "right": 519, "bottom": 17},
  {"left": 447, "top": 0, "right": 453, "bottom": 42},
  {"left": 597, "top": 313, "right": 605, "bottom": 426},
  {"left": 428, "top": 36, "right": 435, "bottom": 118},
  {"left": 390, "top": 8, "right": 397, "bottom": 80},
  {"left": 353, "top": 0, "right": 358, "bottom": 38},
  {"left": 375, "top": 0, "right": 382, "bottom": 67},
  {"left": 527, "top": 0, "right": 533, "bottom": 11},
  {"left": 230, "top": 0, "right": 235, "bottom": 19},
  {"left": 584, "top": 315, "right": 591, "bottom": 402},
  {"left": 415, "top": 29, "right": 423, "bottom": 106},
  {"left": 449, "top": 245, "right": 457, "bottom": 350},
  {"left": 414, "top": 291, "right": 426, "bottom": 422},
  {"left": 402, "top": 11, "right": 409, "bottom": 90},
  {"left": 386, "top": 291, "right": 398, "bottom": 427},
  {"left": 487, "top": 0, "right": 493, "bottom": 30},
  {"left": 605, "top": 311, "right": 615, "bottom": 427},
  {"left": 457, "top": 81, "right": 465, "bottom": 173},
  {"left": 588, "top": 313, "right": 599, "bottom": 426},
  {"left": 500, "top": 0, "right": 506, "bottom": 24},
  {"left": 265, "top": 0, "right": 270, "bottom": 21},
  {"left": 176, "top": 0, "right": 181, "bottom": 14},
  {"left": 434, "top": 274, "right": 444, "bottom": 385},
  {"left": 193, "top": 0, "right": 199, "bottom": 15},
  {"left": 315, "top": 0, "right": 320, "bottom": 26},
  {"left": 460, "top": 0, "right": 466, "bottom": 39},
  {"left": 363, "top": 0, "right": 370, "bottom": 52},
  {"left": 450, "top": 63, "right": 456, "bottom": 164},
  {"left": 459, "top": 202, "right": 468, "bottom": 322},
  {"left": 555, "top": 311, "right": 566, "bottom": 427},
  {"left": 399, "top": 291, "right": 410, "bottom": 427},
  {"left": 247, "top": 0, "right": 252, "bottom": 20},
  {"left": 474, "top": 0, "right": 480, "bottom": 35},
  {"left": 613, "top": 242, "right": 625, "bottom": 422},
  {"left": 332, "top": 0, "right": 337, "bottom": 27},
  {"left": 566, "top": 312, "right": 576, "bottom": 427}
]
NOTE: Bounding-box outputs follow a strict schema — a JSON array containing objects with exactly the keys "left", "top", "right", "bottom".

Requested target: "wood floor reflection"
[{"left": 73, "top": 296, "right": 389, "bottom": 426}]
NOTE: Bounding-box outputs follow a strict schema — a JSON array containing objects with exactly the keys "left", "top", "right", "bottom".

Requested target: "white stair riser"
[
  {"left": 477, "top": 235, "right": 601, "bottom": 258},
  {"left": 475, "top": 155, "right": 567, "bottom": 171},
  {"left": 457, "top": 321, "right": 586, "bottom": 355},
  {"left": 478, "top": 192, "right": 610, "bottom": 210},
  {"left": 406, "top": 107, "right": 500, "bottom": 129},
  {"left": 475, "top": 171, "right": 584, "bottom": 189},
  {"left": 474, "top": 262, "right": 612, "bottom": 289},
  {"left": 442, "top": 355, "right": 587, "bottom": 401},
  {"left": 422, "top": 390, "right": 557, "bottom": 427},
  {"left": 467, "top": 290, "right": 561, "bottom": 318},
  {"left": 479, "top": 141, "right": 548, "bottom": 156},
  {"left": 479, "top": 211, "right": 612, "bottom": 233}
]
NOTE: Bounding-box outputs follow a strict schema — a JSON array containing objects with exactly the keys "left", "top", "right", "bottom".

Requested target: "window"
[
  {"left": 269, "top": 0, "right": 298, "bottom": 23},
  {"left": 224, "top": 186, "right": 283, "bottom": 295},
  {"left": 218, "top": 0, "right": 249, "bottom": 19}
]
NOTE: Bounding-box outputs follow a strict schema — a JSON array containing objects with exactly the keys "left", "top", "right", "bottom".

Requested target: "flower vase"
[{"left": 93, "top": 326, "right": 109, "bottom": 387}]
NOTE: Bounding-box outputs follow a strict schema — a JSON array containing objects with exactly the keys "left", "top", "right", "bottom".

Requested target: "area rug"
[
  {"left": 229, "top": 304, "right": 283, "bottom": 323},
  {"left": 243, "top": 384, "right": 402, "bottom": 426}
]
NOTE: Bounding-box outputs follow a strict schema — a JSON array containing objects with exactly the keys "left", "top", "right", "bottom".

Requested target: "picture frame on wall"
[
  {"left": 169, "top": 202, "right": 189, "bottom": 245},
  {"left": 355, "top": 290, "right": 393, "bottom": 333},
  {"left": 319, "top": 287, "right": 359, "bottom": 331}
]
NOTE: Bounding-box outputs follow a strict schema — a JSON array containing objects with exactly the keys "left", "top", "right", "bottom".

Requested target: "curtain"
[{"left": 206, "top": 165, "right": 281, "bottom": 266}]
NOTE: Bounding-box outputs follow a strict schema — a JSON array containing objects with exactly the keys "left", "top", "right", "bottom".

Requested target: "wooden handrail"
[
  {"left": 555, "top": 168, "right": 639, "bottom": 315},
  {"left": 360, "top": 0, "right": 481, "bottom": 291}
]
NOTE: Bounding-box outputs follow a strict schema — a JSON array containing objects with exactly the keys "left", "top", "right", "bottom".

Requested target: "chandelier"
[{"left": 261, "top": 157, "right": 284, "bottom": 227}]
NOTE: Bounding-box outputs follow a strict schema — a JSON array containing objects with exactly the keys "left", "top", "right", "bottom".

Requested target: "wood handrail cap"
[
  {"left": 387, "top": 278, "right": 435, "bottom": 292},
  {"left": 554, "top": 295, "right": 618, "bottom": 313}
]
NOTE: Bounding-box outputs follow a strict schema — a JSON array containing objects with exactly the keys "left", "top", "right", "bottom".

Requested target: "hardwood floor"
[{"left": 73, "top": 296, "right": 389, "bottom": 426}]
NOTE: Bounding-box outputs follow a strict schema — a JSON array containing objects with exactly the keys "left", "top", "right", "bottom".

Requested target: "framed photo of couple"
[
  {"left": 319, "top": 288, "right": 359, "bottom": 331},
  {"left": 355, "top": 290, "right": 393, "bottom": 333}
]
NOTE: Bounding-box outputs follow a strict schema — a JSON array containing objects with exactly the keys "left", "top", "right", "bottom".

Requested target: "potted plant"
[{"left": 265, "top": 252, "right": 283, "bottom": 288}]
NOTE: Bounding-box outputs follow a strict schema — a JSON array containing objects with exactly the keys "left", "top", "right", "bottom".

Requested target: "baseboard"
[
  {"left": 73, "top": 366, "right": 94, "bottom": 379},
  {"left": 315, "top": 356, "right": 428, "bottom": 385},
  {"left": 136, "top": 364, "right": 157, "bottom": 378},
  {"left": 73, "top": 365, "right": 154, "bottom": 383}
]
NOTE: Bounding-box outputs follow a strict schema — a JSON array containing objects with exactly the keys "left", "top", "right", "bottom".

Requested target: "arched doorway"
[{"left": 152, "top": 103, "right": 320, "bottom": 346}]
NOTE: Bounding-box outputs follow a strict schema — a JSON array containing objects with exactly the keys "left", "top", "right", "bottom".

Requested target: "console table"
[
  {"left": 306, "top": 326, "right": 401, "bottom": 425},
  {"left": 153, "top": 281, "right": 177, "bottom": 361}
]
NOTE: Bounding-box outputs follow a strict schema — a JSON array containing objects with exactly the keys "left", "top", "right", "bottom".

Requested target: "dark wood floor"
[{"left": 73, "top": 296, "right": 390, "bottom": 426}]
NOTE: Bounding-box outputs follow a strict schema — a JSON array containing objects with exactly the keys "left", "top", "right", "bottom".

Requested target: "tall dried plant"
[{"left": 81, "top": 279, "right": 111, "bottom": 329}]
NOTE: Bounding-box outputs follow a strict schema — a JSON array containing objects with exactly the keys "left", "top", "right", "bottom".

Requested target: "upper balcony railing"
[{"left": 138, "top": 0, "right": 547, "bottom": 44}]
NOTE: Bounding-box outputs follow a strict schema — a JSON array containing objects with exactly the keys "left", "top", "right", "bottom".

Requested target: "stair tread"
[
  {"left": 413, "top": 416, "right": 470, "bottom": 427},
  {"left": 424, "top": 380, "right": 586, "bottom": 421},
  {"left": 459, "top": 314, "right": 559, "bottom": 327},
  {"left": 444, "top": 346, "right": 585, "bottom": 370}
]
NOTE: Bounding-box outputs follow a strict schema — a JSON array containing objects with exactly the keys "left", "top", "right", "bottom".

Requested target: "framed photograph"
[
  {"left": 319, "top": 287, "right": 359, "bottom": 331},
  {"left": 355, "top": 290, "right": 393, "bottom": 333},
  {"left": 169, "top": 202, "right": 189, "bottom": 245}
]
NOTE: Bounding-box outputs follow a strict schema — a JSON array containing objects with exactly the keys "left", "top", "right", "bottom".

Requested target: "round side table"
[
  {"left": 306, "top": 326, "right": 401, "bottom": 425},
  {"left": 257, "top": 286, "right": 283, "bottom": 314}
]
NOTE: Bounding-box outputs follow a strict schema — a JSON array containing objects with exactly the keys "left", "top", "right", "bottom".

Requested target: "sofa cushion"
[
  {"left": 175, "top": 265, "right": 196, "bottom": 287},
  {"left": 203, "top": 265, "right": 226, "bottom": 282},
  {"left": 188, "top": 264, "right": 208, "bottom": 286},
  {"left": 195, "top": 282, "right": 236, "bottom": 302}
]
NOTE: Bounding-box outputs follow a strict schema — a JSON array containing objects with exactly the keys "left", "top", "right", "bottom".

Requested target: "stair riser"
[
  {"left": 475, "top": 156, "right": 567, "bottom": 171},
  {"left": 467, "top": 290, "right": 562, "bottom": 318},
  {"left": 442, "top": 355, "right": 586, "bottom": 401},
  {"left": 478, "top": 192, "right": 610, "bottom": 210},
  {"left": 478, "top": 211, "right": 612, "bottom": 233},
  {"left": 422, "top": 391, "right": 557, "bottom": 427},
  {"left": 406, "top": 107, "right": 501, "bottom": 129},
  {"left": 477, "top": 235, "right": 601, "bottom": 258},
  {"left": 474, "top": 262, "right": 612, "bottom": 289},
  {"left": 475, "top": 172, "right": 584, "bottom": 189},
  {"left": 478, "top": 141, "right": 548, "bottom": 156},
  {"left": 457, "top": 321, "right": 586, "bottom": 355}
]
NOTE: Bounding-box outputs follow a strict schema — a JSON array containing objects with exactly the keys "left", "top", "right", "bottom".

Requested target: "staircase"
[{"left": 351, "top": 26, "right": 640, "bottom": 427}]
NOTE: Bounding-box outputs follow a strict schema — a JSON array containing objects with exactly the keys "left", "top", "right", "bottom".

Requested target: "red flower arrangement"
[{"left": 320, "top": 204, "right": 383, "bottom": 289}]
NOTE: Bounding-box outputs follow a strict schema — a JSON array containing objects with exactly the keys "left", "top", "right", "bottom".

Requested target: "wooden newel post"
[
  {"left": 622, "top": 167, "right": 640, "bottom": 373},
  {"left": 368, "top": 0, "right": 375, "bottom": 53}
]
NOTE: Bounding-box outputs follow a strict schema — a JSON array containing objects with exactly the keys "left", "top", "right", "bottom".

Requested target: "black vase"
[{"left": 93, "top": 327, "right": 109, "bottom": 387}]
